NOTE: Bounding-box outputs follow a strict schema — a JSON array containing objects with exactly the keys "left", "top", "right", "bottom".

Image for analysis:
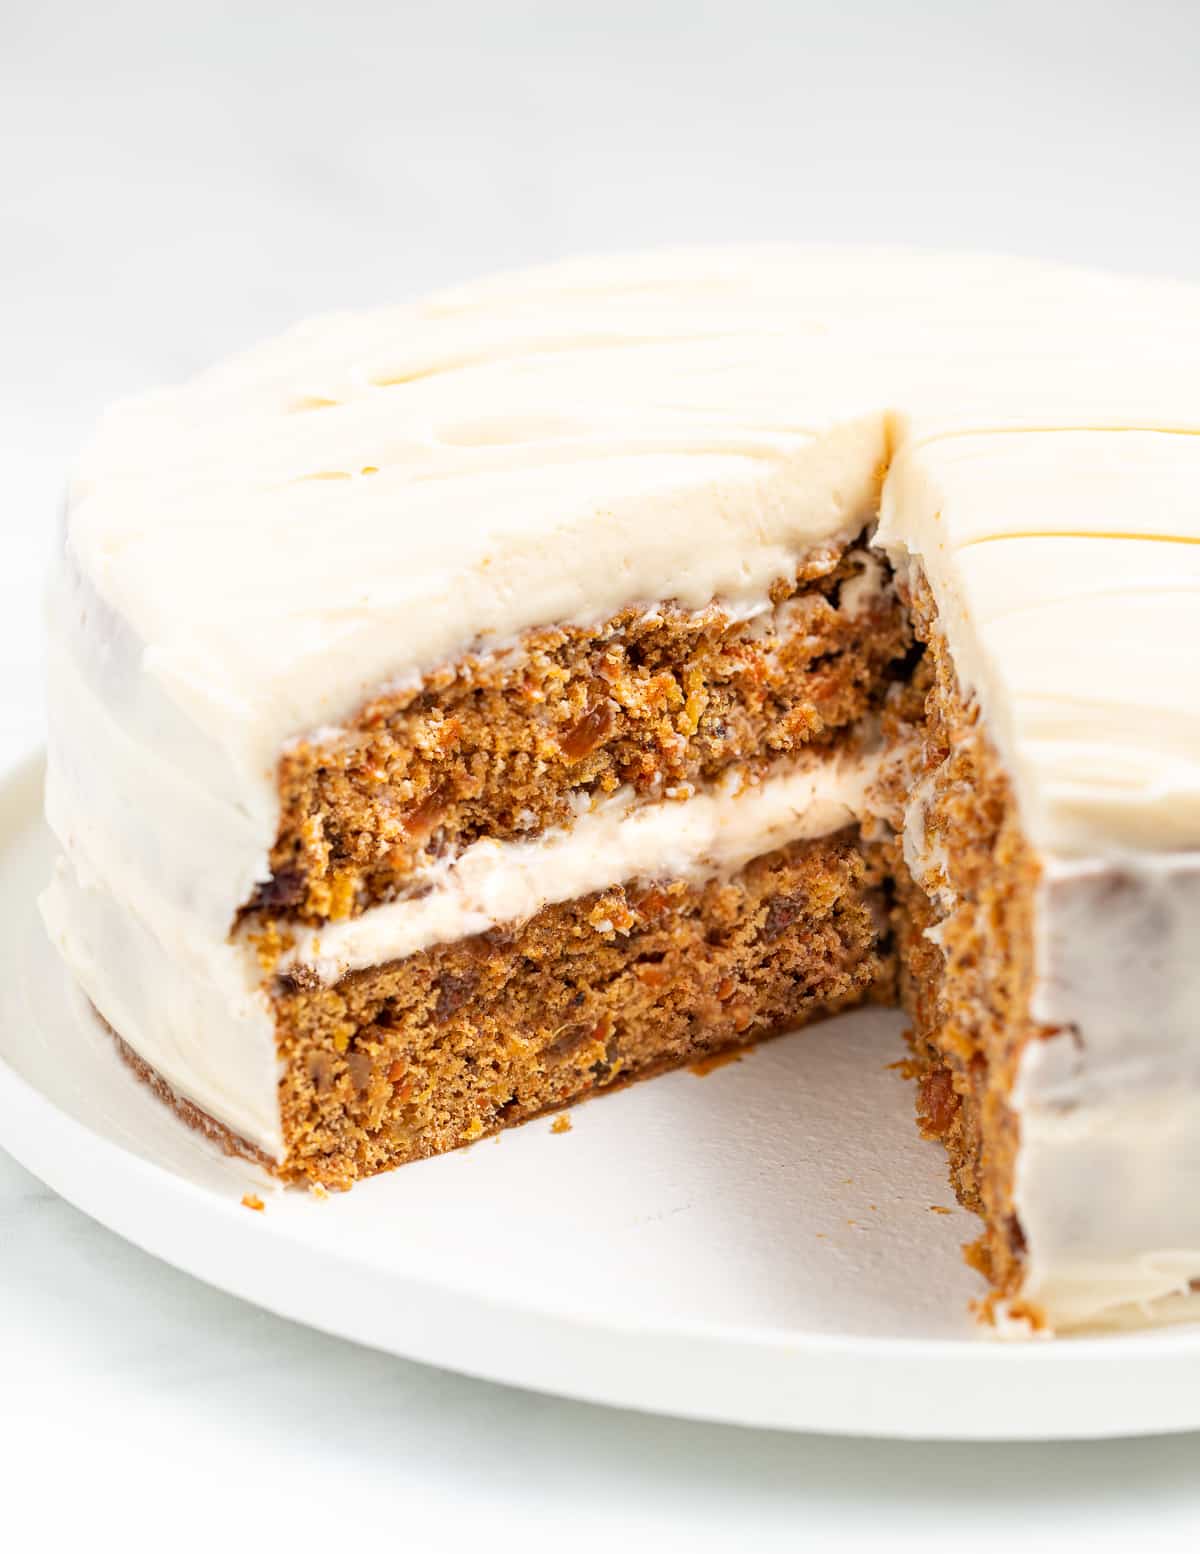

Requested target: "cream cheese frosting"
[{"left": 40, "top": 245, "right": 1200, "bottom": 1331}]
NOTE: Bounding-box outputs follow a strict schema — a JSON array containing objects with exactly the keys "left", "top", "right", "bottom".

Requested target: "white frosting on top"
[
  {"left": 40, "top": 246, "right": 1200, "bottom": 1330},
  {"left": 64, "top": 246, "right": 1200, "bottom": 808}
]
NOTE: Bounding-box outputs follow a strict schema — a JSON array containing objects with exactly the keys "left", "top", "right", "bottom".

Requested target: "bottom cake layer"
[{"left": 271, "top": 831, "right": 895, "bottom": 1186}]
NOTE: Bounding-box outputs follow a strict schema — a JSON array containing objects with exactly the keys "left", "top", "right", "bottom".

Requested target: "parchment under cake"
[{"left": 41, "top": 248, "right": 1200, "bottom": 1333}]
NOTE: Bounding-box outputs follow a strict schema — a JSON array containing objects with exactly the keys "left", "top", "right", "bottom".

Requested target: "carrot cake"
[{"left": 40, "top": 247, "right": 1200, "bottom": 1333}]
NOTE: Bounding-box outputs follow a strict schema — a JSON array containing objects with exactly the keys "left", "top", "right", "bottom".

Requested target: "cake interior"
[
  {"left": 115, "top": 534, "right": 1039, "bottom": 1311},
  {"left": 876, "top": 579, "right": 1042, "bottom": 1307}
]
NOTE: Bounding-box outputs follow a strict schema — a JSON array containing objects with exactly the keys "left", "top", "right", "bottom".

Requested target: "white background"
[{"left": 3, "top": 2, "right": 1200, "bottom": 1547}]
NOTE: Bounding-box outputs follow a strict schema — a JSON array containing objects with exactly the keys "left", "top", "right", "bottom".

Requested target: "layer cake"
[{"left": 42, "top": 248, "right": 1200, "bottom": 1331}]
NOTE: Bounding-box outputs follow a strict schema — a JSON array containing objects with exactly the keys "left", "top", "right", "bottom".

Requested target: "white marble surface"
[{"left": 5, "top": 3, "right": 1200, "bottom": 1547}]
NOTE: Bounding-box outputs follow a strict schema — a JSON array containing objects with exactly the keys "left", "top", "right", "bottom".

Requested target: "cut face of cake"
[
  {"left": 879, "top": 430, "right": 1200, "bottom": 1327},
  {"left": 40, "top": 248, "right": 1200, "bottom": 1333}
]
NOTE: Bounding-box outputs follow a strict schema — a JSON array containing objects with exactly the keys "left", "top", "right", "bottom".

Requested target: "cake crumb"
[
  {"left": 971, "top": 1292, "right": 1049, "bottom": 1335},
  {"left": 551, "top": 1114, "right": 572, "bottom": 1135},
  {"left": 311, "top": 1182, "right": 329, "bottom": 1201},
  {"left": 690, "top": 1046, "right": 749, "bottom": 1077},
  {"left": 241, "top": 1193, "right": 265, "bottom": 1212},
  {"left": 929, "top": 1204, "right": 952, "bottom": 1215}
]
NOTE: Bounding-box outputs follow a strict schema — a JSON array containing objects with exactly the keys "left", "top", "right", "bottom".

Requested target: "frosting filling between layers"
[{"left": 280, "top": 752, "right": 880, "bottom": 984}]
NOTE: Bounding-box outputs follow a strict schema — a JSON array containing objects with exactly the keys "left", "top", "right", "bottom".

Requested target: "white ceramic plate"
[{"left": 5, "top": 753, "right": 1200, "bottom": 1440}]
